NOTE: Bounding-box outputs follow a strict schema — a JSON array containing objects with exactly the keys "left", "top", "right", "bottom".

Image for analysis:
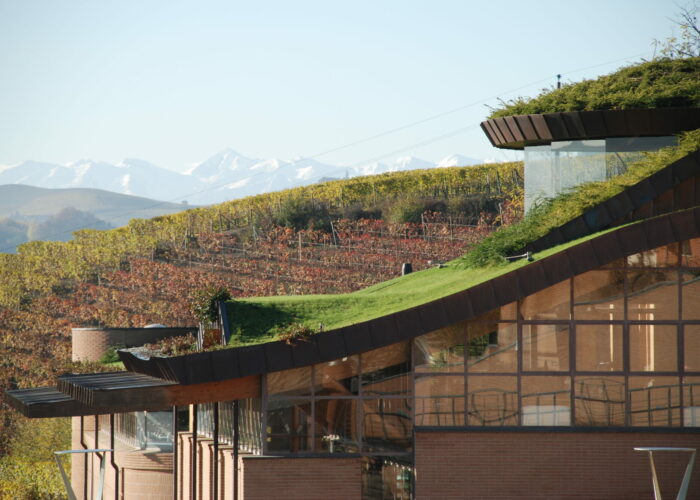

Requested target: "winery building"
[{"left": 6, "top": 103, "right": 700, "bottom": 499}]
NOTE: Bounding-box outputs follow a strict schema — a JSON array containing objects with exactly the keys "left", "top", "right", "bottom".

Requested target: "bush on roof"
[
  {"left": 458, "top": 128, "right": 700, "bottom": 268},
  {"left": 489, "top": 57, "right": 700, "bottom": 119}
]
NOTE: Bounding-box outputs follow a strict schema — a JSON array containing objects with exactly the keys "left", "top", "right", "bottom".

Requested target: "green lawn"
[{"left": 227, "top": 227, "right": 614, "bottom": 345}]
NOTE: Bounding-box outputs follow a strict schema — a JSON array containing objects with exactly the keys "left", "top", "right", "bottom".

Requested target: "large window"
[
  {"left": 260, "top": 236, "right": 700, "bottom": 466},
  {"left": 265, "top": 342, "right": 412, "bottom": 455},
  {"left": 523, "top": 136, "right": 677, "bottom": 213},
  {"left": 408, "top": 238, "right": 700, "bottom": 430}
]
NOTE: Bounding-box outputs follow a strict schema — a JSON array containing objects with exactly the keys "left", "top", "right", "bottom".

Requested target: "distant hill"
[
  {"left": 0, "top": 185, "right": 191, "bottom": 252},
  {"left": 0, "top": 151, "right": 484, "bottom": 205},
  {"left": 0, "top": 184, "right": 190, "bottom": 227}
]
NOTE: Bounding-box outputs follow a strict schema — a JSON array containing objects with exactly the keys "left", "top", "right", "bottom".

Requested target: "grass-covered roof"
[
  {"left": 227, "top": 228, "right": 610, "bottom": 345},
  {"left": 228, "top": 128, "right": 700, "bottom": 344},
  {"left": 489, "top": 57, "right": 700, "bottom": 119}
]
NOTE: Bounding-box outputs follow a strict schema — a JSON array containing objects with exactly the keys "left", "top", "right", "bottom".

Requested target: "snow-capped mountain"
[
  {"left": 436, "top": 154, "right": 482, "bottom": 168},
  {"left": 0, "top": 150, "right": 484, "bottom": 205}
]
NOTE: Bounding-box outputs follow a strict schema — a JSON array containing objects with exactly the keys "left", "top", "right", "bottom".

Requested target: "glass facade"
[
  {"left": 523, "top": 136, "right": 677, "bottom": 212},
  {"left": 189, "top": 238, "right": 700, "bottom": 499}
]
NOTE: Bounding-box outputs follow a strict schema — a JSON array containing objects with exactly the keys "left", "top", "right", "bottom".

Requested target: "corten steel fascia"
[
  {"left": 114, "top": 206, "right": 700, "bottom": 389},
  {"left": 4, "top": 387, "right": 98, "bottom": 418},
  {"left": 27, "top": 206, "right": 700, "bottom": 419},
  {"left": 481, "top": 107, "right": 700, "bottom": 149},
  {"left": 522, "top": 149, "right": 700, "bottom": 254}
]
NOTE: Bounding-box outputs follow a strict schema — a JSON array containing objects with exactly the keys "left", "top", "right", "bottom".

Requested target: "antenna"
[{"left": 556, "top": 74, "right": 562, "bottom": 89}]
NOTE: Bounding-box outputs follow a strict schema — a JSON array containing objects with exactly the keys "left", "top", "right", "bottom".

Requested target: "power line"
[{"left": 1, "top": 50, "right": 652, "bottom": 253}]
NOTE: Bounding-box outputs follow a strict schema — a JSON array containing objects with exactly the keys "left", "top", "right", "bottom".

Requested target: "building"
[{"left": 6, "top": 105, "right": 700, "bottom": 499}]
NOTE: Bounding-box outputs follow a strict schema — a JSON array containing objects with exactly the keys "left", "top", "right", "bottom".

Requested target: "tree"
[{"left": 654, "top": 2, "right": 700, "bottom": 58}]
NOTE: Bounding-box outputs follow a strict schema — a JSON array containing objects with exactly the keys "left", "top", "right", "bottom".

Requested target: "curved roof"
[
  {"left": 481, "top": 107, "right": 700, "bottom": 149},
  {"left": 116, "top": 205, "right": 700, "bottom": 386},
  {"left": 521, "top": 149, "right": 700, "bottom": 254}
]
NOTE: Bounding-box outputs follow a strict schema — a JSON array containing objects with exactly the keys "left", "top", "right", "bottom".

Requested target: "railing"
[{"left": 197, "top": 399, "right": 264, "bottom": 454}]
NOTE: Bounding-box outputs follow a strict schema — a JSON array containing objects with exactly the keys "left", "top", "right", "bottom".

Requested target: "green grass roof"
[
  {"left": 489, "top": 57, "right": 700, "bottom": 119},
  {"left": 226, "top": 227, "right": 613, "bottom": 345}
]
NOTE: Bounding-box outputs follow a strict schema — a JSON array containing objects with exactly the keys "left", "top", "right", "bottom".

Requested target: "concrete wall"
[
  {"left": 415, "top": 430, "right": 700, "bottom": 499},
  {"left": 72, "top": 327, "right": 196, "bottom": 362}
]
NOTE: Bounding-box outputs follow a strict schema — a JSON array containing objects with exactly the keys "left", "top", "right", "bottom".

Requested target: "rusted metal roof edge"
[
  {"left": 481, "top": 107, "right": 700, "bottom": 150},
  {"left": 117, "top": 206, "right": 700, "bottom": 386}
]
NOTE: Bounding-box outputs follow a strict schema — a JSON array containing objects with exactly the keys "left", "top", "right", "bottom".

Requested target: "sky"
[{"left": 0, "top": 0, "right": 687, "bottom": 172}]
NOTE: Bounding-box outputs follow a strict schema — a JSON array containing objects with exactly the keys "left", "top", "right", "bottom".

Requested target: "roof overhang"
[
  {"left": 5, "top": 372, "right": 261, "bottom": 418},
  {"left": 481, "top": 107, "right": 700, "bottom": 150},
  {"left": 4, "top": 387, "right": 104, "bottom": 418}
]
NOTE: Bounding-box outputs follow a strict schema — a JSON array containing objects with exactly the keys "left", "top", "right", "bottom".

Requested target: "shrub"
[
  {"left": 276, "top": 322, "right": 316, "bottom": 346},
  {"left": 146, "top": 333, "right": 197, "bottom": 356},
  {"left": 0, "top": 417, "right": 70, "bottom": 499},
  {"left": 273, "top": 198, "right": 331, "bottom": 231},
  {"left": 98, "top": 344, "right": 125, "bottom": 364},
  {"left": 191, "top": 286, "right": 232, "bottom": 323}
]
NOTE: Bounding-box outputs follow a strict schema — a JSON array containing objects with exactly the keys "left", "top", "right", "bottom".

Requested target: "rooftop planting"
[
  {"left": 228, "top": 128, "right": 700, "bottom": 344},
  {"left": 460, "top": 128, "right": 700, "bottom": 267},
  {"left": 489, "top": 57, "right": 700, "bottom": 119},
  {"left": 226, "top": 227, "right": 613, "bottom": 345}
]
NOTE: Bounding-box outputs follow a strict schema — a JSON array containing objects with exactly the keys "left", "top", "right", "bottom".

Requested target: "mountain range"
[{"left": 0, "top": 150, "right": 482, "bottom": 205}]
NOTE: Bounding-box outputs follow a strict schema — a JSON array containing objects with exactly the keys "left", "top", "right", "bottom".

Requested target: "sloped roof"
[
  {"left": 116, "top": 205, "right": 700, "bottom": 385},
  {"left": 8, "top": 202, "right": 700, "bottom": 417}
]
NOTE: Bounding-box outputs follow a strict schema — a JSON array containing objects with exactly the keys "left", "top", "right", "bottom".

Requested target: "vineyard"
[{"left": 0, "top": 162, "right": 522, "bottom": 480}]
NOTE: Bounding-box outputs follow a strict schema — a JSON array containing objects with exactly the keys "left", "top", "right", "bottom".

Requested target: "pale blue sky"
[{"left": 0, "top": 0, "right": 684, "bottom": 171}]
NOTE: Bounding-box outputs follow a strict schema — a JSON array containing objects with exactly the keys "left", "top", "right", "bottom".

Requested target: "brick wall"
[
  {"left": 415, "top": 430, "right": 700, "bottom": 499},
  {"left": 71, "top": 416, "right": 174, "bottom": 500},
  {"left": 241, "top": 456, "right": 362, "bottom": 500},
  {"left": 71, "top": 327, "right": 195, "bottom": 362}
]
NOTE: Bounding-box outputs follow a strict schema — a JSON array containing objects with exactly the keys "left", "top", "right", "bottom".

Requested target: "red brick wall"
[
  {"left": 415, "top": 430, "right": 700, "bottom": 499},
  {"left": 71, "top": 327, "right": 195, "bottom": 362},
  {"left": 241, "top": 456, "right": 363, "bottom": 500}
]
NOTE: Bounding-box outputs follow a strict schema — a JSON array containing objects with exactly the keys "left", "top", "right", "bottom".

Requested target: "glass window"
[
  {"left": 627, "top": 243, "right": 679, "bottom": 268},
  {"left": 627, "top": 270, "right": 679, "bottom": 320},
  {"left": 628, "top": 376, "right": 680, "bottom": 427},
  {"left": 471, "top": 303, "right": 517, "bottom": 322},
  {"left": 575, "top": 324, "right": 623, "bottom": 372},
  {"left": 523, "top": 324, "right": 570, "bottom": 372},
  {"left": 267, "top": 366, "right": 312, "bottom": 397},
  {"left": 361, "top": 342, "right": 411, "bottom": 396},
  {"left": 413, "top": 325, "right": 465, "bottom": 373},
  {"left": 573, "top": 269, "right": 624, "bottom": 320},
  {"left": 523, "top": 140, "right": 606, "bottom": 213},
  {"left": 314, "top": 399, "right": 360, "bottom": 453},
  {"left": 681, "top": 270, "right": 700, "bottom": 320},
  {"left": 682, "top": 238, "right": 700, "bottom": 267},
  {"left": 314, "top": 355, "right": 359, "bottom": 396},
  {"left": 467, "top": 375, "right": 518, "bottom": 426},
  {"left": 523, "top": 137, "right": 676, "bottom": 214},
  {"left": 362, "top": 457, "right": 413, "bottom": 500},
  {"left": 683, "top": 377, "right": 700, "bottom": 427},
  {"left": 574, "top": 376, "right": 625, "bottom": 426},
  {"left": 362, "top": 399, "right": 412, "bottom": 453},
  {"left": 684, "top": 325, "right": 700, "bottom": 372},
  {"left": 521, "top": 376, "right": 571, "bottom": 426},
  {"left": 519, "top": 280, "right": 570, "bottom": 320},
  {"left": 415, "top": 375, "right": 465, "bottom": 426},
  {"left": 630, "top": 324, "right": 677, "bottom": 372},
  {"left": 467, "top": 322, "right": 517, "bottom": 373},
  {"left": 266, "top": 399, "right": 312, "bottom": 453}
]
